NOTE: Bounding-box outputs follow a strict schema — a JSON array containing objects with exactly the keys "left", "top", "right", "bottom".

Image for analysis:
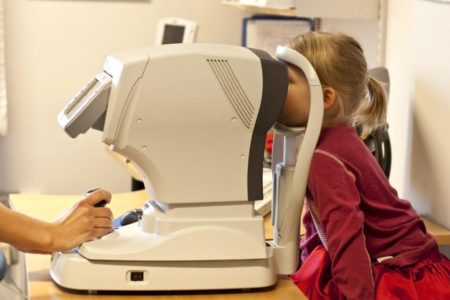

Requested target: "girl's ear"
[{"left": 323, "top": 87, "right": 337, "bottom": 110}]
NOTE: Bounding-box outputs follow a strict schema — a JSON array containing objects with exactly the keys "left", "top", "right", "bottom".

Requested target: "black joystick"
[
  {"left": 120, "top": 211, "right": 140, "bottom": 226},
  {"left": 94, "top": 199, "right": 107, "bottom": 207},
  {"left": 112, "top": 208, "right": 143, "bottom": 228}
]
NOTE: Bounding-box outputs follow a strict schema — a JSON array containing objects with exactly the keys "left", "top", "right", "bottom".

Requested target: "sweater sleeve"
[{"left": 307, "top": 151, "right": 374, "bottom": 300}]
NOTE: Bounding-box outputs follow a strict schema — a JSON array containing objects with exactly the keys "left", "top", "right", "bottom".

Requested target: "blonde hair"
[{"left": 289, "top": 32, "right": 387, "bottom": 138}]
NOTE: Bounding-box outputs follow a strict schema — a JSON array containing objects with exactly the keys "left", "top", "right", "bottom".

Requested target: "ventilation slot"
[{"left": 207, "top": 59, "right": 255, "bottom": 128}]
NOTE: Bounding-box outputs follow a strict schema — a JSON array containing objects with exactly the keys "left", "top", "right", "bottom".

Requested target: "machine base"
[{"left": 50, "top": 248, "right": 277, "bottom": 291}]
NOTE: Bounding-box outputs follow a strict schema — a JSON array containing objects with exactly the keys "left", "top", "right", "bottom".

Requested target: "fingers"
[
  {"left": 93, "top": 207, "right": 113, "bottom": 220},
  {"left": 81, "top": 189, "right": 112, "bottom": 207},
  {"left": 85, "top": 214, "right": 113, "bottom": 241},
  {"left": 93, "top": 216, "right": 113, "bottom": 229}
]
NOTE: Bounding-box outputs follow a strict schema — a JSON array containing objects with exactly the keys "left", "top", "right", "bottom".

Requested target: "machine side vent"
[{"left": 207, "top": 59, "right": 255, "bottom": 128}]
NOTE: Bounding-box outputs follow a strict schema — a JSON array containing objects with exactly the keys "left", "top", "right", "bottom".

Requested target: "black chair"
[{"left": 365, "top": 67, "right": 392, "bottom": 178}]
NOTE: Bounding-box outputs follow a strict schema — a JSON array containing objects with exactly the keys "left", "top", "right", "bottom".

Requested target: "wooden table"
[
  {"left": 11, "top": 191, "right": 307, "bottom": 300},
  {"left": 421, "top": 218, "right": 450, "bottom": 245}
]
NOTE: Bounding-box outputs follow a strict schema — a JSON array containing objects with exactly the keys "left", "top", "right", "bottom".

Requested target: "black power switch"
[{"left": 130, "top": 271, "right": 144, "bottom": 282}]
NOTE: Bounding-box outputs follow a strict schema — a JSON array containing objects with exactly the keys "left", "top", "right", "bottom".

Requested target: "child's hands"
[{"left": 49, "top": 189, "right": 113, "bottom": 252}]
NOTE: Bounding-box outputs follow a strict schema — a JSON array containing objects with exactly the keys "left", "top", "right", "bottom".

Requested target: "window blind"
[{"left": 0, "top": 0, "right": 7, "bottom": 136}]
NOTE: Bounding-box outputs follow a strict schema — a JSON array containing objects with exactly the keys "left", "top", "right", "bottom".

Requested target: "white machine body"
[
  {"left": 102, "top": 44, "right": 267, "bottom": 204},
  {"left": 53, "top": 43, "right": 323, "bottom": 291}
]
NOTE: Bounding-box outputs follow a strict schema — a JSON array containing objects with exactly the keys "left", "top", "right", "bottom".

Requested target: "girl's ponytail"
[{"left": 353, "top": 76, "right": 388, "bottom": 138}]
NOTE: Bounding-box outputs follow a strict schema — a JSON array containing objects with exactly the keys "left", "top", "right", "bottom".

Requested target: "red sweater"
[{"left": 300, "top": 124, "right": 437, "bottom": 300}]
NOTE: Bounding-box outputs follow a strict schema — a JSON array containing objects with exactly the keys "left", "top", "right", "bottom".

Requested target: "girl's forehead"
[{"left": 287, "top": 64, "right": 306, "bottom": 80}]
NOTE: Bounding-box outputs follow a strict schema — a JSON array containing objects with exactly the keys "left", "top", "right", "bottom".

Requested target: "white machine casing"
[
  {"left": 103, "top": 44, "right": 267, "bottom": 204},
  {"left": 52, "top": 43, "right": 323, "bottom": 291}
]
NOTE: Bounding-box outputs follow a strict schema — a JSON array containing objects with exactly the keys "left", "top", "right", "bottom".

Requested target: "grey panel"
[{"left": 247, "top": 48, "right": 288, "bottom": 200}]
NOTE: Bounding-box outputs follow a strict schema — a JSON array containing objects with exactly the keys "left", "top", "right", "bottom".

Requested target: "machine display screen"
[{"left": 162, "top": 25, "right": 185, "bottom": 44}]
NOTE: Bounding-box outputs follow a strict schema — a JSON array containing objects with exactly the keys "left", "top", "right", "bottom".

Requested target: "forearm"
[
  {"left": 319, "top": 196, "right": 374, "bottom": 299},
  {"left": 0, "top": 204, "right": 54, "bottom": 253},
  {"left": 329, "top": 231, "right": 374, "bottom": 299},
  {"left": 309, "top": 154, "right": 375, "bottom": 299},
  {"left": 0, "top": 190, "right": 113, "bottom": 253}
]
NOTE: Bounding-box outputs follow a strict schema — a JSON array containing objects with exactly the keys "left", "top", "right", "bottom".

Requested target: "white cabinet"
[
  {"left": 294, "top": 0, "right": 379, "bottom": 19},
  {"left": 222, "top": 0, "right": 380, "bottom": 19}
]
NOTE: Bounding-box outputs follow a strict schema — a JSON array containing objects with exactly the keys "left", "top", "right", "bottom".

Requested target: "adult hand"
[{"left": 49, "top": 189, "right": 113, "bottom": 252}]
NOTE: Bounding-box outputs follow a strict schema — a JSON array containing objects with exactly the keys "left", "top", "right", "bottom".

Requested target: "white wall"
[
  {"left": 320, "top": 18, "right": 381, "bottom": 69},
  {"left": 386, "top": 0, "right": 450, "bottom": 229},
  {"left": 2, "top": 0, "right": 449, "bottom": 232},
  {"left": 0, "top": 0, "right": 249, "bottom": 194}
]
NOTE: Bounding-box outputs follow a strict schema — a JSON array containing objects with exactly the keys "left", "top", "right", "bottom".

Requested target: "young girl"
[{"left": 279, "top": 32, "right": 450, "bottom": 299}]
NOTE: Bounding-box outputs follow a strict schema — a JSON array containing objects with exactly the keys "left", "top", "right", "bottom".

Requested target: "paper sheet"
[{"left": 245, "top": 18, "right": 311, "bottom": 57}]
